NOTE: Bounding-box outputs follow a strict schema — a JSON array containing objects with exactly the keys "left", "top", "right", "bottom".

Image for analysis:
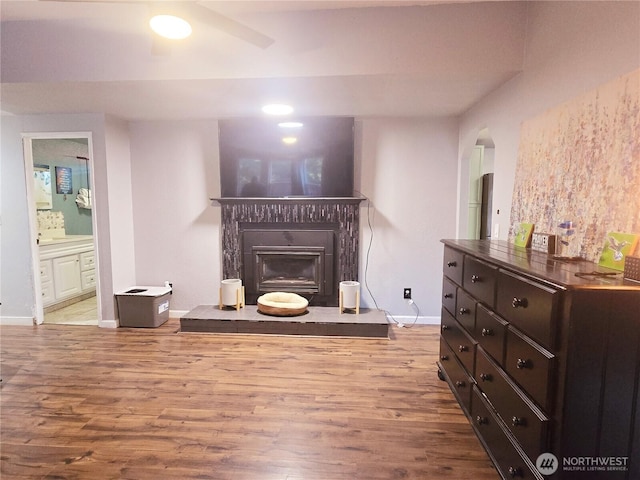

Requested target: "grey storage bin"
[{"left": 116, "top": 286, "right": 171, "bottom": 328}]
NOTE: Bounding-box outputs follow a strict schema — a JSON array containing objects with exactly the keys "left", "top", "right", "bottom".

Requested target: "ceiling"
[{"left": 0, "top": 0, "right": 528, "bottom": 121}]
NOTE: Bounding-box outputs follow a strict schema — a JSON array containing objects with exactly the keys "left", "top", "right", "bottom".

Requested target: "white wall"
[
  {"left": 0, "top": 115, "right": 36, "bottom": 323},
  {"left": 359, "top": 117, "right": 459, "bottom": 320},
  {"left": 458, "top": 1, "right": 640, "bottom": 240},
  {"left": 128, "top": 121, "right": 221, "bottom": 312},
  {"left": 103, "top": 115, "right": 137, "bottom": 322}
]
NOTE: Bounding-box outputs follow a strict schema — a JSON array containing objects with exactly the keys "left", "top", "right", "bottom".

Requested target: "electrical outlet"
[{"left": 403, "top": 288, "right": 412, "bottom": 299}]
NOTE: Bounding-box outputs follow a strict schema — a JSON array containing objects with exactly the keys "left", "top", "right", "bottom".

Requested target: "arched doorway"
[{"left": 466, "top": 128, "right": 495, "bottom": 239}]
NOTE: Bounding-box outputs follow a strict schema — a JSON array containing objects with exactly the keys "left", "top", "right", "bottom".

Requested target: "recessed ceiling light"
[
  {"left": 282, "top": 136, "right": 298, "bottom": 145},
  {"left": 150, "top": 15, "right": 192, "bottom": 40},
  {"left": 278, "top": 122, "right": 304, "bottom": 128},
  {"left": 262, "top": 104, "right": 294, "bottom": 115}
]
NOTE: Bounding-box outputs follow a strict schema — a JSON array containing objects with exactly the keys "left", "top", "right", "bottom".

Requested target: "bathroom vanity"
[{"left": 39, "top": 235, "right": 96, "bottom": 308}]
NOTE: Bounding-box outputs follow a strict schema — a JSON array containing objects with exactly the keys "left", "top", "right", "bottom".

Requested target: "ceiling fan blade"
[{"left": 180, "top": 2, "right": 274, "bottom": 49}]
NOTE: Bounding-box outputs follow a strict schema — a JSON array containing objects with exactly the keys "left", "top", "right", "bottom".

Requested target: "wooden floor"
[{"left": 0, "top": 320, "right": 498, "bottom": 480}]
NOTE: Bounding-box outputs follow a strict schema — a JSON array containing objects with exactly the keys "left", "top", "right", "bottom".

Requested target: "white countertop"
[{"left": 39, "top": 235, "right": 94, "bottom": 246}]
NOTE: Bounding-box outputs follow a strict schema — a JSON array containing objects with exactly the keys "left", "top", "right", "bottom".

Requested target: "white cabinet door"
[{"left": 53, "top": 254, "right": 82, "bottom": 299}]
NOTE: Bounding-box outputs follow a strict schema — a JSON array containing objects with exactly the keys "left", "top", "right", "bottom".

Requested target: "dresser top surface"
[{"left": 442, "top": 239, "right": 640, "bottom": 291}]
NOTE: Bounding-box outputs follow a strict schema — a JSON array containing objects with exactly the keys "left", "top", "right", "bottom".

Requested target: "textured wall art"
[{"left": 510, "top": 69, "right": 640, "bottom": 262}]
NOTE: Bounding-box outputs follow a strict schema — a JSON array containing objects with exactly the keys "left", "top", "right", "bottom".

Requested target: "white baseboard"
[
  {"left": 386, "top": 314, "right": 440, "bottom": 325},
  {"left": 0, "top": 316, "right": 34, "bottom": 326},
  {"left": 99, "top": 319, "right": 118, "bottom": 329}
]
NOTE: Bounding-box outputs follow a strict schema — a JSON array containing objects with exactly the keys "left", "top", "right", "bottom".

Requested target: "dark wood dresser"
[{"left": 437, "top": 239, "right": 640, "bottom": 480}]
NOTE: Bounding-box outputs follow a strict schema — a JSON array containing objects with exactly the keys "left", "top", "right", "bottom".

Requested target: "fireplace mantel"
[
  {"left": 212, "top": 196, "right": 366, "bottom": 306},
  {"left": 212, "top": 197, "right": 366, "bottom": 206}
]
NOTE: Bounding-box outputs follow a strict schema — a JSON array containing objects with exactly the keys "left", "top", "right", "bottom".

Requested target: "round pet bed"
[{"left": 257, "top": 292, "right": 309, "bottom": 317}]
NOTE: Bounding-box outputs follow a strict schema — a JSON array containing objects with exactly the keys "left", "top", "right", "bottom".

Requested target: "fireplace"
[
  {"left": 214, "top": 197, "right": 364, "bottom": 306},
  {"left": 243, "top": 226, "right": 335, "bottom": 304}
]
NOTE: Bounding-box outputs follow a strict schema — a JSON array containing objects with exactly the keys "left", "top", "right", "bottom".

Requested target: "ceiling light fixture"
[
  {"left": 150, "top": 14, "right": 192, "bottom": 40},
  {"left": 282, "top": 136, "right": 298, "bottom": 145},
  {"left": 262, "top": 104, "right": 294, "bottom": 115},
  {"left": 278, "top": 122, "right": 304, "bottom": 128}
]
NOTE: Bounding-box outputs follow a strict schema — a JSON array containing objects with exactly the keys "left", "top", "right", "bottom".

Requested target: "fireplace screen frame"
[
  {"left": 253, "top": 246, "right": 326, "bottom": 295},
  {"left": 241, "top": 226, "right": 336, "bottom": 305}
]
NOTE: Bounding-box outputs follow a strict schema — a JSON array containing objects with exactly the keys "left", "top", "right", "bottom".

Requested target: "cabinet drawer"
[
  {"left": 475, "top": 348, "right": 550, "bottom": 462},
  {"left": 496, "top": 270, "right": 559, "bottom": 349},
  {"left": 463, "top": 256, "right": 497, "bottom": 307},
  {"left": 506, "top": 327, "right": 555, "bottom": 411},
  {"left": 475, "top": 304, "right": 508, "bottom": 365},
  {"left": 81, "top": 269, "right": 96, "bottom": 290},
  {"left": 455, "top": 289, "right": 476, "bottom": 333},
  {"left": 441, "top": 277, "right": 457, "bottom": 316},
  {"left": 441, "top": 308, "right": 476, "bottom": 374},
  {"left": 40, "top": 259, "right": 53, "bottom": 283},
  {"left": 471, "top": 386, "right": 542, "bottom": 480},
  {"left": 41, "top": 281, "right": 55, "bottom": 305},
  {"left": 443, "top": 246, "right": 464, "bottom": 286},
  {"left": 80, "top": 251, "right": 96, "bottom": 271},
  {"left": 439, "top": 336, "right": 473, "bottom": 413}
]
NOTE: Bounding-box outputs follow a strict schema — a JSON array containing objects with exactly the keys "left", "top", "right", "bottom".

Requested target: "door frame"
[{"left": 22, "top": 132, "right": 101, "bottom": 325}]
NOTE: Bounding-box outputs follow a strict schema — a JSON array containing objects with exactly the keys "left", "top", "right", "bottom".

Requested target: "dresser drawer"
[
  {"left": 439, "top": 336, "right": 472, "bottom": 413},
  {"left": 463, "top": 256, "right": 497, "bottom": 307},
  {"left": 471, "top": 386, "right": 542, "bottom": 480},
  {"left": 443, "top": 246, "right": 464, "bottom": 286},
  {"left": 441, "top": 308, "right": 476, "bottom": 374},
  {"left": 475, "top": 347, "right": 550, "bottom": 463},
  {"left": 506, "top": 327, "right": 555, "bottom": 411},
  {"left": 455, "top": 289, "right": 476, "bottom": 333},
  {"left": 475, "top": 304, "right": 508, "bottom": 365},
  {"left": 496, "top": 270, "right": 560, "bottom": 349},
  {"left": 442, "top": 277, "right": 457, "bottom": 316}
]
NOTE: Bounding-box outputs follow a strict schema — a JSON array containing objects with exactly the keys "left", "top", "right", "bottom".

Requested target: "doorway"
[
  {"left": 23, "top": 133, "right": 101, "bottom": 325},
  {"left": 466, "top": 128, "right": 495, "bottom": 239}
]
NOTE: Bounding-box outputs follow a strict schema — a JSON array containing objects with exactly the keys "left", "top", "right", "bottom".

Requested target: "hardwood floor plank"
[{"left": 1, "top": 320, "right": 498, "bottom": 479}]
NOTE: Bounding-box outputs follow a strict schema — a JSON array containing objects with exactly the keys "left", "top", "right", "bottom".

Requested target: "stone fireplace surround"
[{"left": 214, "top": 197, "right": 365, "bottom": 306}]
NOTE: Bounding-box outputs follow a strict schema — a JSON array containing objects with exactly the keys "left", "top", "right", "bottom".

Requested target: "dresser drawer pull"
[
  {"left": 458, "top": 345, "right": 468, "bottom": 353},
  {"left": 479, "top": 373, "right": 492, "bottom": 382},
  {"left": 459, "top": 307, "right": 470, "bottom": 315},
  {"left": 511, "top": 416, "right": 526, "bottom": 427},
  {"left": 476, "top": 415, "right": 488, "bottom": 425},
  {"left": 444, "top": 293, "right": 453, "bottom": 299},
  {"left": 440, "top": 355, "right": 449, "bottom": 361},
  {"left": 481, "top": 328, "right": 493, "bottom": 336},
  {"left": 516, "top": 358, "right": 531, "bottom": 369},
  {"left": 511, "top": 297, "right": 528, "bottom": 308},
  {"left": 455, "top": 380, "right": 466, "bottom": 388},
  {"left": 441, "top": 324, "right": 450, "bottom": 332},
  {"left": 471, "top": 274, "right": 480, "bottom": 283},
  {"left": 508, "top": 466, "right": 523, "bottom": 478},
  {"left": 447, "top": 261, "right": 457, "bottom": 267}
]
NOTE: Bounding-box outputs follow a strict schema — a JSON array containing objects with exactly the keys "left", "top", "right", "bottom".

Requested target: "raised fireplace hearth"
[{"left": 214, "top": 197, "right": 365, "bottom": 306}]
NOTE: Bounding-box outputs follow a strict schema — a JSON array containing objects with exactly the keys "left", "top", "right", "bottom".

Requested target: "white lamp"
[
  {"left": 339, "top": 281, "right": 360, "bottom": 314},
  {"left": 220, "top": 278, "right": 244, "bottom": 310}
]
